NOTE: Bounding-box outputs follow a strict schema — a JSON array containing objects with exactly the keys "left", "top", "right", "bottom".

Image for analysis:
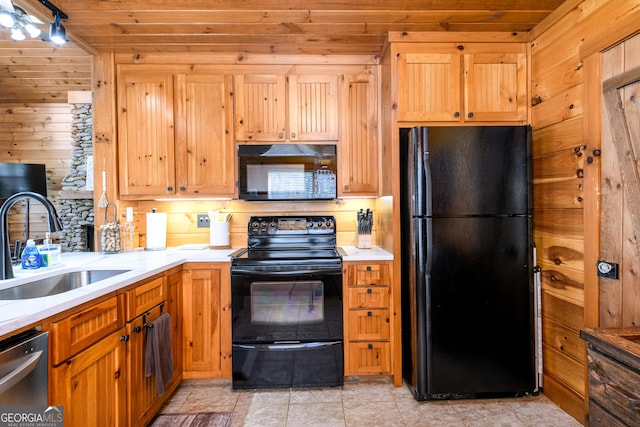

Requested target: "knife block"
[{"left": 356, "top": 232, "right": 372, "bottom": 249}]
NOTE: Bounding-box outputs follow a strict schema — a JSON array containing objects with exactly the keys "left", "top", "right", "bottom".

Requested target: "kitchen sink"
[{"left": 0, "top": 269, "right": 131, "bottom": 300}]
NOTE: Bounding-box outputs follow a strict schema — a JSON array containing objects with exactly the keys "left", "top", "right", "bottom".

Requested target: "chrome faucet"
[{"left": 0, "top": 192, "right": 63, "bottom": 280}]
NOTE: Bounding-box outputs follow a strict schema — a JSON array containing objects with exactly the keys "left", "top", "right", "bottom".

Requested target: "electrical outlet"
[{"left": 197, "top": 214, "right": 210, "bottom": 228}]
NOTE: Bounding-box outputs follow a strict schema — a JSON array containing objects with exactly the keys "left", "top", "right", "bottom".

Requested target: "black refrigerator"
[{"left": 400, "top": 126, "right": 538, "bottom": 401}]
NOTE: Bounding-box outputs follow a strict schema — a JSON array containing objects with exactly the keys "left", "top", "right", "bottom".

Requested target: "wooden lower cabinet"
[
  {"left": 125, "top": 272, "right": 182, "bottom": 426},
  {"left": 50, "top": 328, "right": 128, "bottom": 427},
  {"left": 49, "top": 270, "right": 184, "bottom": 427},
  {"left": 167, "top": 268, "right": 184, "bottom": 384},
  {"left": 182, "top": 263, "right": 231, "bottom": 378},
  {"left": 343, "top": 261, "right": 392, "bottom": 376},
  {"left": 582, "top": 327, "right": 640, "bottom": 427}
]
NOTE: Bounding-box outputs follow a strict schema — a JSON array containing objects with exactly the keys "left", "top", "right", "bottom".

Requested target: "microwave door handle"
[{"left": 0, "top": 350, "right": 43, "bottom": 395}]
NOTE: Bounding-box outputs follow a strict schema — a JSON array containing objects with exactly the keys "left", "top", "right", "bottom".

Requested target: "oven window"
[{"left": 251, "top": 281, "right": 324, "bottom": 325}]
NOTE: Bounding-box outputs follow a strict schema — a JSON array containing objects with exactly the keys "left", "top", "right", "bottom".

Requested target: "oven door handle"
[
  {"left": 231, "top": 268, "right": 341, "bottom": 276},
  {"left": 234, "top": 341, "right": 341, "bottom": 351}
]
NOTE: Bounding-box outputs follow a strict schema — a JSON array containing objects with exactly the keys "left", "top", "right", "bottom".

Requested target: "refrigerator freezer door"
[
  {"left": 422, "top": 216, "right": 535, "bottom": 398},
  {"left": 424, "top": 126, "right": 530, "bottom": 217}
]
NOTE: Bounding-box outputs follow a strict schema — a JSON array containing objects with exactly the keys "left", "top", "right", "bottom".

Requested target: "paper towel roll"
[{"left": 146, "top": 211, "right": 167, "bottom": 250}]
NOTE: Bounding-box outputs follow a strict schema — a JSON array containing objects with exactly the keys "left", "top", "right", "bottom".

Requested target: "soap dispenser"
[{"left": 21, "top": 239, "right": 42, "bottom": 269}]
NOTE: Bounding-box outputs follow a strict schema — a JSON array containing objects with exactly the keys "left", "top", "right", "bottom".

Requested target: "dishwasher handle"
[{"left": 0, "top": 350, "right": 43, "bottom": 395}]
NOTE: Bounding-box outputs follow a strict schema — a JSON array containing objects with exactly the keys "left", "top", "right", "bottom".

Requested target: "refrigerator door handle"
[{"left": 422, "top": 128, "right": 433, "bottom": 217}]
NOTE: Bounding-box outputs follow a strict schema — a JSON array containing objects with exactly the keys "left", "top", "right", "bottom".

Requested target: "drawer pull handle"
[
  {"left": 366, "top": 266, "right": 372, "bottom": 271},
  {"left": 133, "top": 326, "right": 142, "bottom": 333},
  {"left": 368, "top": 344, "right": 373, "bottom": 349},
  {"left": 367, "top": 289, "right": 372, "bottom": 294},
  {"left": 367, "top": 311, "right": 372, "bottom": 317}
]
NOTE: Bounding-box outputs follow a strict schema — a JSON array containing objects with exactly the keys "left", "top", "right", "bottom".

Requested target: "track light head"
[{"left": 49, "top": 11, "right": 65, "bottom": 44}]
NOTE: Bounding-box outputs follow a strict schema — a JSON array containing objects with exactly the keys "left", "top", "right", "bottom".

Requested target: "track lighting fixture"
[{"left": 48, "top": 10, "right": 65, "bottom": 44}]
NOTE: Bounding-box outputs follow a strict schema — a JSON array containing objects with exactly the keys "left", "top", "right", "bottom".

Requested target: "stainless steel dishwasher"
[{"left": 0, "top": 329, "right": 48, "bottom": 406}]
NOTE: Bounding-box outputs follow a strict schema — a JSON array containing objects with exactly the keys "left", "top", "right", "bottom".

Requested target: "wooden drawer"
[
  {"left": 345, "top": 263, "right": 390, "bottom": 286},
  {"left": 348, "top": 342, "right": 390, "bottom": 374},
  {"left": 348, "top": 286, "right": 389, "bottom": 309},
  {"left": 50, "top": 295, "right": 124, "bottom": 365},
  {"left": 125, "top": 276, "right": 167, "bottom": 320},
  {"left": 588, "top": 348, "right": 640, "bottom": 426},
  {"left": 348, "top": 309, "right": 390, "bottom": 341}
]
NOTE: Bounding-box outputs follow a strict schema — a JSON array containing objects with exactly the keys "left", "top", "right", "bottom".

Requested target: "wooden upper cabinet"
[
  {"left": 234, "top": 74, "right": 287, "bottom": 141},
  {"left": 288, "top": 74, "right": 339, "bottom": 141},
  {"left": 235, "top": 73, "right": 339, "bottom": 142},
  {"left": 395, "top": 43, "right": 527, "bottom": 123},
  {"left": 463, "top": 51, "right": 527, "bottom": 122},
  {"left": 339, "top": 72, "right": 379, "bottom": 196},
  {"left": 397, "top": 49, "right": 461, "bottom": 122},
  {"left": 175, "top": 74, "right": 235, "bottom": 197},
  {"left": 117, "top": 67, "right": 235, "bottom": 199},
  {"left": 118, "top": 71, "right": 176, "bottom": 197}
]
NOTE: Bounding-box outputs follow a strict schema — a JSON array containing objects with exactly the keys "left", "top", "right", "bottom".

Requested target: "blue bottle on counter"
[{"left": 21, "top": 239, "right": 42, "bottom": 269}]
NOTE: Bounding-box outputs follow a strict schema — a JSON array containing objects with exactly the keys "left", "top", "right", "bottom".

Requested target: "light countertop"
[{"left": 0, "top": 246, "right": 392, "bottom": 337}]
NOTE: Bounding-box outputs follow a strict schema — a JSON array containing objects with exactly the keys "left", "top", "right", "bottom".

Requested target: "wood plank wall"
[
  {"left": 118, "top": 198, "right": 377, "bottom": 249},
  {"left": 530, "top": 0, "right": 640, "bottom": 424},
  {"left": 0, "top": 103, "right": 73, "bottom": 242}
]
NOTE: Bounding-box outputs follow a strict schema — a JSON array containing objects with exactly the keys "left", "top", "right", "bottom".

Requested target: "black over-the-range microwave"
[{"left": 237, "top": 144, "right": 337, "bottom": 201}]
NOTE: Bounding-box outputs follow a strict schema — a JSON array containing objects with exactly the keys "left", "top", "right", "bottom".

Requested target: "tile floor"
[{"left": 157, "top": 377, "right": 582, "bottom": 426}]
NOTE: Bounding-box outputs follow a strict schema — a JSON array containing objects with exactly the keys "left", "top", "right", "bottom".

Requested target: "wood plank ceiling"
[{"left": 0, "top": 0, "right": 566, "bottom": 103}]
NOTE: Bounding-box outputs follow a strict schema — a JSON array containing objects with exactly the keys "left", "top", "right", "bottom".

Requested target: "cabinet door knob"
[
  {"left": 454, "top": 112, "right": 460, "bottom": 118},
  {"left": 291, "top": 132, "right": 296, "bottom": 139},
  {"left": 367, "top": 311, "right": 372, "bottom": 317},
  {"left": 167, "top": 186, "right": 173, "bottom": 192},
  {"left": 368, "top": 343, "right": 373, "bottom": 349},
  {"left": 468, "top": 112, "right": 474, "bottom": 118},
  {"left": 367, "top": 288, "right": 372, "bottom": 294},
  {"left": 179, "top": 186, "right": 185, "bottom": 191},
  {"left": 278, "top": 133, "right": 284, "bottom": 138}
]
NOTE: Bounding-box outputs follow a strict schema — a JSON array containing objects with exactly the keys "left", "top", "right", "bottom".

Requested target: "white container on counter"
[{"left": 210, "top": 222, "right": 230, "bottom": 249}]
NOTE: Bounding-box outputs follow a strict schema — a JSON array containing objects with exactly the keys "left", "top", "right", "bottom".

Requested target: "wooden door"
[
  {"left": 396, "top": 45, "right": 461, "bottom": 122},
  {"left": 463, "top": 51, "right": 527, "bottom": 122},
  {"left": 339, "top": 73, "right": 379, "bottom": 196},
  {"left": 127, "top": 305, "right": 163, "bottom": 427},
  {"left": 288, "top": 74, "right": 339, "bottom": 141},
  {"left": 182, "top": 265, "right": 222, "bottom": 377},
  {"left": 167, "top": 269, "right": 183, "bottom": 383},
  {"left": 118, "top": 71, "right": 175, "bottom": 197},
  {"left": 235, "top": 74, "right": 286, "bottom": 142},
  {"left": 600, "top": 37, "right": 640, "bottom": 327},
  {"left": 175, "top": 74, "right": 235, "bottom": 197},
  {"left": 50, "top": 329, "right": 127, "bottom": 427}
]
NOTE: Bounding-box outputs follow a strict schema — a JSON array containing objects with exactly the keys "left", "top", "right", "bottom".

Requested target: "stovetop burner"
[{"left": 232, "top": 216, "right": 343, "bottom": 270}]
